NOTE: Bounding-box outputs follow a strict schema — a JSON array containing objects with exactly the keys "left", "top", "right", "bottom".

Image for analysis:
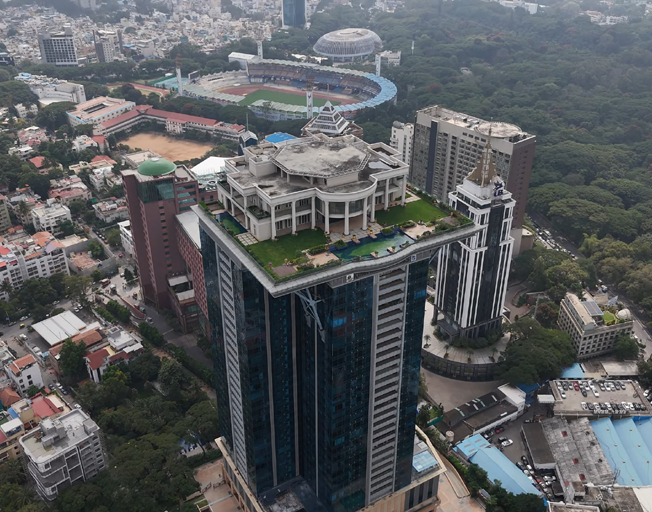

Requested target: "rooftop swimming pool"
[
  {"left": 216, "top": 212, "right": 246, "bottom": 235},
  {"left": 335, "top": 231, "right": 414, "bottom": 261}
]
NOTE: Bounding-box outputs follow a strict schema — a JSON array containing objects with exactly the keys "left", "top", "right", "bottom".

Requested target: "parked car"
[
  {"left": 521, "top": 456, "right": 529, "bottom": 465},
  {"left": 497, "top": 436, "right": 508, "bottom": 443},
  {"left": 501, "top": 439, "right": 513, "bottom": 447},
  {"left": 495, "top": 426, "right": 505, "bottom": 434}
]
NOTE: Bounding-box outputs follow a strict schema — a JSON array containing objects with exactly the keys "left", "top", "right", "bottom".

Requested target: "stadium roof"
[
  {"left": 591, "top": 417, "right": 652, "bottom": 486},
  {"left": 32, "top": 311, "right": 102, "bottom": 347},
  {"left": 183, "top": 83, "right": 244, "bottom": 104},
  {"left": 313, "top": 28, "right": 382, "bottom": 59}
]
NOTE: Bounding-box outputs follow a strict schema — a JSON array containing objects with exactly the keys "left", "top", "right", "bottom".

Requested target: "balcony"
[{"left": 248, "top": 205, "right": 270, "bottom": 220}]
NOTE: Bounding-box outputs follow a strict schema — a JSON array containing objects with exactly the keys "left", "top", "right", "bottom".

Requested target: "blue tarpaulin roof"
[
  {"left": 265, "top": 132, "right": 297, "bottom": 144},
  {"left": 561, "top": 363, "right": 585, "bottom": 379},
  {"left": 591, "top": 417, "right": 651, "bottom": 486},
  {"left": 468, "top": 445, "right": 541, "bottom": 497}
]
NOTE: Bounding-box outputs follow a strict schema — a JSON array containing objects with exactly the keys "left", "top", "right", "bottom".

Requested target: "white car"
[
  {"left": 74, "top": 404, "right": 82, "bottom": 410},
  {"left": 581, "top": 402, "right": 587, "bottom": 410},
  {"left": 561, "top": 392, "right": 566, "bottom": 399},
  {"left": 501, "top": 439, "right": 513, "bottom": 447},
  {"left": 593, "top": 390, "right": 600, "bottom": 397}
]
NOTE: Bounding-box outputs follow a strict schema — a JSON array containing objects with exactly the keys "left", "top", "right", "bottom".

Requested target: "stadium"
[{"left": 181, "top": 58, "right": 397, "bottom": 122}]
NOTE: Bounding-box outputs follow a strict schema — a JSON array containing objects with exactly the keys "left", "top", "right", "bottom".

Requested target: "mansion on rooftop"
[{"left": 217, "top": 133, "right": 409, "bottom": 240}]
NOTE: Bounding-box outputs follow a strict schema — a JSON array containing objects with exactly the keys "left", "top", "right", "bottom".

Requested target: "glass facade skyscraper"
[{"left": 282, "top": 0, "right": 306, "bottom": 28}]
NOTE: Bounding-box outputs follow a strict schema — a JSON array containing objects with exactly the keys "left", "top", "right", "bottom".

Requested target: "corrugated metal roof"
[{"left": 470, "top": 445, "right": 542, "bottom": 497}]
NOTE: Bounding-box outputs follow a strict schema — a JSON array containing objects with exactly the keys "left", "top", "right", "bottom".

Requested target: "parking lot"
[{"left": 551, "top": 379, "right": 650, "bottom": 416}]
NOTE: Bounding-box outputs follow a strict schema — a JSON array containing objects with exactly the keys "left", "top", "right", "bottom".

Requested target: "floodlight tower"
[{"left": 306, "top": 74, "right": 314, "bottom": 119}]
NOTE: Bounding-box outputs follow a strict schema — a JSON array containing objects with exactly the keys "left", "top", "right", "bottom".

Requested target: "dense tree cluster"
[{"left": 498, "top": 318, "right": 576, "bottom": 385}]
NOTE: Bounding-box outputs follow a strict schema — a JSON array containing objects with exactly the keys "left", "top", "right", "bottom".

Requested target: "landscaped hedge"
[
  {"left": 95, "top": 306, "right": 115, "bottom": 323},
  {"left": 164, "top": 343, "right": 213, "bottom": 386},
  {"left": 381, "top": 227, "right": 394, "bottom": 235},
  {"left": 186, "top": 448, "right": 222, "bottom": 468},
  {"left": 307, "top": 244, "right": 327, "bottom": 255}
]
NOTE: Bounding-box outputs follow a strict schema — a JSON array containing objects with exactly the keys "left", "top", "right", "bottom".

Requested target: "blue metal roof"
[
  {"left": 634, "top": 417, "right": 652, "bottom": 454},
  {"left": 454, "top": 434, "right": 490, "bottom": 459},
  {"left": 469, "top": 446, "right": 540, "bottom": 497},
  {"left": 265, "top": 132, "right": 297, "bottom": 144},
  {"left": 591, "top": 417, "right": 649, "bottom": 486},
  {"left": 413, "top": 451, "right": 438, "bottom": 473},
  {"left": 560, "top": 363, "right": 585, "bottom": 379},
  {"left": 7, "top": 407, "right": 18, "bottom": 419}
]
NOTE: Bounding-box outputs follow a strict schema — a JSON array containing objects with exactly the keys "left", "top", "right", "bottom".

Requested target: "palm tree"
[
  {"left": 423, "top": 334, "right": 431, "bottom": 348},
  {"left": 0, "top": 280, "right": 13, "bottom": 298},
  {"left": 17, "top": 200, "right": 29, "bottom": 217}
]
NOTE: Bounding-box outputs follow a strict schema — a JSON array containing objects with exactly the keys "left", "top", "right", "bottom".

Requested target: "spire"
[{"left": 467, "top": 128, "right": 498, "bottom": 187}]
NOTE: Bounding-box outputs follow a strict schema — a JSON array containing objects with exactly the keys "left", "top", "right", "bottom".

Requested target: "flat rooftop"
[
  {"left": 549, "top": 504, "right": 600, "bottom": 512},
  {"left": 32, "top": 311, "right": 101, "bottom": 347},
  {"left": 67, "top": 96, "right": 134, "bottom": 122},
  {"left": 20, "top": 410, "right": 98, "bottom": 462},
  {"left": 551, "top": 379, "right": 650, "bottom": 416},
  {"left": 521, "top": 422, "right": 555, "bottom": 465}
]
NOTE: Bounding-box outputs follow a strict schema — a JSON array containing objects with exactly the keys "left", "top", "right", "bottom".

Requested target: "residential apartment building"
[
  {"left": 93, "top": 30, "right": 120, "bottom": 63},
  {"left": 6, "top": 354, "right": 44, "bottom": 394},
  {"left": 0, "top": 410, "right": 25, "bottom": 463},
  {"left": 14, "top": 73, "right": 86, "bottom": 104},
  {"left": 196, "top": 133, "right": 475, "bottom": 512},
  {"left": 216, "top": 134, "right": 408, "bottom": 240},
  {"left": 390, "top": 121, "right": 413, "bottom": 164},
  {"left": 558, "top": 293, "right": 634, "bottom": 360},
  {"left": 88, "top": 163, "right": 120, "bottom": 192},
  {"left": 20, "top": 410, "right": 107, "bottom": 500},
  {"left": 38, "top": 26, "right": 78, "bottom": 67},
  {"left": 0, "top": 196, "right": 11, "bottom": 233},
  {"left": 118, "top": 220, "right": 135, "bottom": 257},
  {"left": 0, "top": 230, "right": 69, "bottom": 300},
  {"left": 71, "top": 135, "right": 98, "bottom": 152},
  {"left": 122, "top": 157, "right": 198, "bottom": 311},
  {"left": 93, "top": 197, "right": 128, "bottom": 223},
  {"left": 410, "top": 106, "right": 535, "bottom": 233},
  {"left": 67, "top": 97, "right": 135, "bottom": 129},
  {"left": 8, "top": 190, "right": 41, "bottom": 224},
  {"left": 31, "top": 200, "right": 72, "bottom": 234},
  {"left": 282, "top": 0, "right": 306, "bottom": 27}
]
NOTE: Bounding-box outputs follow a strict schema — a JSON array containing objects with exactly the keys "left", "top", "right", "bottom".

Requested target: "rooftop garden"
[
  {"left": 248, "top": 228, "right": 328, "bottom": 267},
  {"left": 602, "top": 311, "right": 616, "bottom": 325},
  {"left": 375, "top": 197, "right": 448, "bottom": 226}
]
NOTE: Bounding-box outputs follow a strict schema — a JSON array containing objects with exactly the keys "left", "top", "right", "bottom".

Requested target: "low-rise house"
[
  {"left": 49, "top": 177, "right": 92, "bottom": 206},
  {"left": 84, "top": 327, "right": 143, "bottom": 383},
  {"left": 31, "top": 200, "right": 72, "bottom": 234},
  {"left": 6, "top": 354, "right": 44, "bottom": 394},
  {"left": 8, "top": 145, "right": 34, "bottom": 160},
  {"left": 71, "top": 135, "right": 98, "bottom": 152},
  {"left": 93, "top": 197, "right": 128, "bottom": 223}
]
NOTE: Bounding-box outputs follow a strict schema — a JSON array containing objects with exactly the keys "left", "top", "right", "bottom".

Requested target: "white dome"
[
  {"left": 616, "top": 309, "right": 632, "bottom": 321},
  {"left": 313, "top": 28, "right": 382, "bottom": 60}
]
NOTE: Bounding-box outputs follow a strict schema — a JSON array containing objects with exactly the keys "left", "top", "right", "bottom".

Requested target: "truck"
[
  {"left": 100, "top": 278, "right": 110, "bottom": 287},
  {"left": 110, "top": 284, "right": 117, "bottom": 294}
]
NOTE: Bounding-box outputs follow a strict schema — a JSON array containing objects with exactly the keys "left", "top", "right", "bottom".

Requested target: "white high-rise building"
[
  {"left": 390, "top": 121, "right": 413, "bottom": 164},
  {"left": 434, "top": 139, "right": 515, "bottom": 339}
]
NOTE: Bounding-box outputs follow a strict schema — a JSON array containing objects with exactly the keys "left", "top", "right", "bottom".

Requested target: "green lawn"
[
  {"left": 603, "top": 311, "right": 615, "bottom": 325},
  {"left": 248, "top": 229, "right": 328, "bottom": 266},
  {"left": 375, "top": 199, "right": 447, "bottom": 226},
  {"left": 239, "top": 89, "right": 339, "bottom": 107}
]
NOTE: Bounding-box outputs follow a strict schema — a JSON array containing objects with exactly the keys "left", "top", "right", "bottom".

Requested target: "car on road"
[
  {"left": 146, "top": 317, "right": 153, "bottom": 324},
  {"left": 19, "top": 323, "right": 25, "bottom": 328},
  {"left": 501, "top": 439, "right": 513, "bottom": 447},
  {"left": 19, "top": 334, "right": 27, "bottom": 341}
]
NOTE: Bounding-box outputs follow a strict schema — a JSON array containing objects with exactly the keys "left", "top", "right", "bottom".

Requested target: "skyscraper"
[
  {"left": 410, "top": 106, "right": 535, "bottom": 232},
  {"left": 38, "top": 26, "right": 78, "bottom": 67},
  {"left": 198, "top": 134, "right": 475, "bottom": 512},
  {"left": 282, "top": 0, "right": 306, "bottom": 27},
  {"left": 434, "top": 140, "right": 515, "bottom": 339}
]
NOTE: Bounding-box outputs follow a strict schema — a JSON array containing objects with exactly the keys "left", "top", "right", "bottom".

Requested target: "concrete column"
[
  {"left": 311, "top": 198, "right": 315, "bottom": 229},
  {"left": 243, "top": 196, "right": 248, "bottom": 228},
  {"left": 384, "top": 178, "right": 390, "bottom": 209},
  {"left": 271, "top": 207, "right": 276, "bottom": 239},
  {"left": 291, "top": 200, "right": 296, "bottom": 234},
  {"left": 401, "top": 178, "right": 407, "bottom": 206},
  {"left": 370, "top": 196, "right": 376, "bottom": 222},
  {"left": 324, "top": 201, "right": 329, "bottom": 233},
  {"left": 344, "top": 201, "right": 350, "bottom": 235},
  {"left": 362, "top": 196, "right": 368, "bottom": 230}
]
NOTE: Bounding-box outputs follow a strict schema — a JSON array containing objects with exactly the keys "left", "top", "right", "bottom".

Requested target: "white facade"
[
  {"left": 67, "top": 97, "right": 135, "bottom": 128},
  {"left": 218, "top": 134, "right": 408, "bottom": 240},
  {"left": 118, "top": 220, "right": 135, "bottom": 256},
  {"left": 15, "top": 103, "right": 38, "bottom": 119},
  {"left": 14, "top": 73, "right": 86, "bottom": 104},
  {"left": 20, "top": 410, "right": 107, "bottom": 500},
  {"left": 31, "top": 201, "right": 72, "bottom": 234},
  {"left": 89, "top": 165, "right": 118, "bottom": 191},
  {"left": 93, "top": 198, "right": 128, "bottom": 223},
  {"left": 6, "top": 355, "right": 44, "bottom": 393},
  {"left": 390, "top": 121, "right": 413, "bottom": 165},
  {"left": 71, "top": 135, "right": 98, "bottom": 152},
  {"left": 8, "top": 145, "right": 34, "bottom": 160},
  {"left": 558, "top": 293, "right": 634, "bottom": 360},
  {"left": 435, "top": 142, "right": 514, "bottom": 339}
]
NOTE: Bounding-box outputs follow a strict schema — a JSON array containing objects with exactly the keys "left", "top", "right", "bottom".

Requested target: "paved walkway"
[{"left": 437, "top": 473, "right": 483, "bottom": 512}]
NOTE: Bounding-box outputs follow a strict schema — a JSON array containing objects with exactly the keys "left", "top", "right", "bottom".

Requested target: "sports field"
[{"left": 238, "top": 89, "right": 339, "bottom": 107}]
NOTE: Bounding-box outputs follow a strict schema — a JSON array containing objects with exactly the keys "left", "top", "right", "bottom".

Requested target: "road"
[{"left": 528, "top": 212, "right": 652, "bottom": 358}]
